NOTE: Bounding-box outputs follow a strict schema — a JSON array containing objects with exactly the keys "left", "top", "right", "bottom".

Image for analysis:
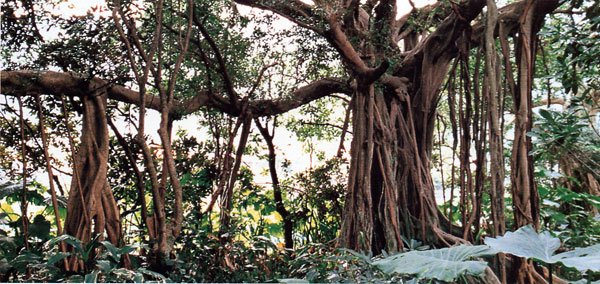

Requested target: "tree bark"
[
  {"left": 511, "top": 0, "right": 539, "bottom": 231},
  {"left": 64, "top": 91, "right": 123, "bottom": 270},
  {"left": 507, "top": 1, "right": 559, "bottom": 282},
  {"left": 338, "top": 0, "right": 485, "bottom": 253},
  {"left": 219, "top": 112, "right": 252, "bottom": 235},
  {"left": 485, "top": 0, "right": 506, "bottom": 238},
  {"left": 17, "top": 97, "right": 30, "bottom": 251},
  {"left": 484, "top": 1, "right": 507, "bottom": 282},
  {"left": 255, "top": 118, "right": 294, "bottom": 249}
]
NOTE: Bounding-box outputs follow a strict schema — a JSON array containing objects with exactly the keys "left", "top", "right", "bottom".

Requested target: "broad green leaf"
[
  {"left": 29, "top": 215, "right": 51, "bottom": 240},
  {"left": 0, "top": 182, "right": 21, "bottom": 198},
  {"left": 554, "top": 244, "right": 600, "bottom": 272},
  {"left": 484, "top": 225, "right": 559, "bottom": 263},
  {"left": 47, "top": 252, "right": 70, "bottom": 266},
  {"left": 133, "top": 272, "right": 144, "bottom": 283},
  {"left": 96, "top": 260, "right": 113, "bottom": 272},
  {"left": 0, "top": 204, "right": 17, "bottom": 222},
  {"left": 538, "top": 109, "right": 555, "bottom": 121},
  {"left": 82, "top": 234, "right": 102, "bottom": 261},
  {"left": 12, "top": 252, "right": 42, "bottom": 270},
  {"left": 111, "top": 268, "right": 136, "bottom": 280},
  {"left": 372, "top": 245, "right": 493, "bottom": 282},
  {"left": 84, "top": 270, "right": 100, "bottom": 283},
  {"left": 48, "top": 235, "right": 83, "bottom": 253},
  {"left": 137, "top": 267, "right": 166, "bottom": 281},
  {"left": 118, "top": 244, "right": 137, "bottom": 255},
  {"left": 485, "top": 225, "right": 600, "bottom": 272},
  {"left": 101, "top": 241, "right": 119, "bottom": 262}
]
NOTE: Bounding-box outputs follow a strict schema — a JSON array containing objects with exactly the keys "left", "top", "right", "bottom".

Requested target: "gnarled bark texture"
[
  {"left": 507, "top": 1, "right": 559, "bottom": 282},
  {"left": 338, "top": 0, "right": 485, "bottom": 254},
  {"left": 64, "top": 91, "right": 123, "bottom": 270}
]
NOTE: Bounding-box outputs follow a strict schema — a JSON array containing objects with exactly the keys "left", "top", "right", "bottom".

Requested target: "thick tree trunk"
[
  {"left": 64, "top": 92, "right": 123, "bottom": 270},
  {"left": 339, "top": 71, "right": 462, "bottom": 253},
  {"left": 336, "top": 0, "right": 486, "bottom": 254},
  {"left": 507, "top": 1, "right": 559, "bottom": 282}
]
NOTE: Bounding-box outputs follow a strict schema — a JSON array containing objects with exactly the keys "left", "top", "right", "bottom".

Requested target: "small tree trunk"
[
  {"left": 507, "top": 1, "right": 560, "bottom": 282},
  {"left": 255, "top": 117, "right": 294, "bottom": 249},
  {"left": 484, "top": 1, "right": 507, "bottom": 282},
  {"left": 219, "top": 114, "right": 252, "bottom": 235},
  {"left": 17, "top": 97, "right": 30, "bottom": 251},
  {"left": 485, "top": 0, "right": 506, "bottom": 238},
  {"left": 107, "top": 118, "right": 151, "bottom": 238}
]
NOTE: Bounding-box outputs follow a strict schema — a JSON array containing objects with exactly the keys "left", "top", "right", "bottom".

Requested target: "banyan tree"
[{"left": 0, "top": 0, "right": 573, "bottom": 281}]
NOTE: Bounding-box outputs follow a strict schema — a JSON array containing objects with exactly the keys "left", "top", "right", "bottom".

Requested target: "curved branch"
[
  {"left": 395, "top": 0, "right": 486, "bottom": 77},
  {"left": 394, "top": 0, "right": 559, "bottom": 77},
  {"left": 233, "top": 0, "right": 325, "bottom": 33},
  {"left": 246, "top": 77, "right": 351, "bottom": 116},
  {"left": 470, "top": 0, "right": 560, "bottom": 45},
  {"left": 192, "top": 12, "right": 237, "bottom": 103},
  {"left": 1, "top": 70, "right": 351, "bottom": 117},
  {"left": 1, "top": 70, "right": 161, "bottom": 108}
]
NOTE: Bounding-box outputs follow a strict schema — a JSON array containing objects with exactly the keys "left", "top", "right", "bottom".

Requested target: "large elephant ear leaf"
[
  {"left": 372, "top": 245, "right": 493, "bottom": 282},
  {"left": 484, "top": 225, "right": 559, "bottom": 263},
  {"left": 554, "top": 244, "right": 600, "bottom": 272},
  {"left": 485, "top": 225, "right": 600, "bottom": 272}
]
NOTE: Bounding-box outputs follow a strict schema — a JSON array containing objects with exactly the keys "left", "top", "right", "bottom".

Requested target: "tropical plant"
[
  {"left": 485, "top": 225, "right": 600, "bottom": 281},
  {"left": 1, "top": 234, "right": 166, "bottom": 282},
  {"left": 373, "top": 245, "right": 494, "bottom": 282},
  {"left": 1, "top": 0, "right": 599, "bottom": 282}
]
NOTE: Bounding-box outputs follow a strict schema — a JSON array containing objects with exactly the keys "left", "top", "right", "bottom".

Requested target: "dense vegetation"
[{"left": 0, "top": 0, "right": 599, "bottom": 282}]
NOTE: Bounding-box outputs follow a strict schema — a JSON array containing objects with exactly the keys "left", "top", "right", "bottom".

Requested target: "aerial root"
[{"left": 432, "top": 225, "right": 469, "bottom": 246}]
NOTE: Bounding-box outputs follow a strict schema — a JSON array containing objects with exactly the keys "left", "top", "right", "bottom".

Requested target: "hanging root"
[{"left": 432, "top": 225, "right": 469, "bottom": 246}]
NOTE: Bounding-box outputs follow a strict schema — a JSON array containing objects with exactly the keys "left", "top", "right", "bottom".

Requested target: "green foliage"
[
  {"left": 485, "top": 225, "right": 600, "bottom": 273},
  {"left": 541, "top": 0, "right": 600, "bottom": 95},
  {"left": 530, "top": 106, "right": 596, "bottom": 161},
  {"left": 174, "top": 231, "right": 291, "bottom": 282},
  {"left": 1, "top": 234, "right": 166, "bottom": 282},
  {"left": 0, "top": 181, "right": 47, "bottom": 207},
  {"left": 285, "top": 97, "right": 347, "bottom": 143},
  {"left": 0, "top": 181, "right": 56, "bottom": 273},
  {"left": 231, "top": 167, "right": 282, "bottom": 239},
  {"left": 531, "top": 98, "right": 600, "bottom": 249},
  {"left": 373, "top": 245, "right": 494, "bottom": 282},
  {"left": 37, "top": 14, "right": 128, "bottom": 80},
  {"left": 286, "top": 158, "right": 346, "bottom": 245},
  {"left": 174, "top": 232, "right": 406, "bottom": 283},
  {"left": 285, "top": 245, "right": 400, "bottom": 283},
  {"left": 27, "top": 215, "right": 51, "bottom": 241},
  {"left": 538, "top": 181, "right": 600, "bottom": 247},
  {"left": 2, "top": 0, "right": 600, "bottom": 283}
]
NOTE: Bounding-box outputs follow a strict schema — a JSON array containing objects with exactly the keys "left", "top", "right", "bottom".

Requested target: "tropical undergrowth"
[{"left": 2, "top": 224, "right": 600, "bottom": 283}]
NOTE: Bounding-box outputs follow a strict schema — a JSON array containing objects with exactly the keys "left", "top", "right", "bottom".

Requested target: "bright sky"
[
  {"left": 50, "top": 0, "right": 437, "bottom": 19},
  {"left": 53, "top": 0, "right": 108, "bottom": 17}
]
